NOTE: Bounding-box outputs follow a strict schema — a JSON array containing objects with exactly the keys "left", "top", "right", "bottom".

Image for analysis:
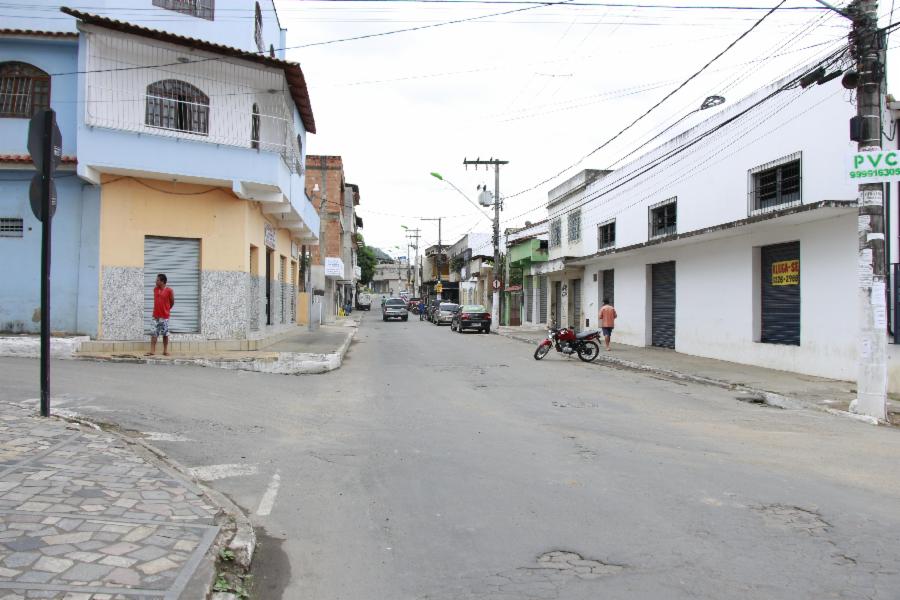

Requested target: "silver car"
[
  {"left": 382, "top": 298, "right": 408, "bottom": 321},
  {"left": 433, "top": 302, "right": 459, "bottom": 325}
]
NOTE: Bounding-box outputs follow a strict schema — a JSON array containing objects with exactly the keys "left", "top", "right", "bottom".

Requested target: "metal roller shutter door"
[
  {"left": 602, "top": 269, "right": 614, "bottom": 306},
  {"left": 524, "top": 276, "right": 533, "bottom": 323},
  {"left": 761, "top": 242, "right": 800, "bottom": 345},
  {"left": 651, "top": 261, "right": 676, "bottom": 349},
  {"left": 539, "top": 276, "right": 548, "bottom": 323},
  {"left": 144, "top": 237, "right": 201, "bottom": 334},
  {"left": 572, "top": 278, "right": 582, "bottom": 330}
]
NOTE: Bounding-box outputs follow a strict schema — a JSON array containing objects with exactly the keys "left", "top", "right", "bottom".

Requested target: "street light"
[
  {"left": 430, "top": 172, "right": 493, "bottom": 223},
  {"left": 655, "top": 95, "right": 726, "bottom": 141}
]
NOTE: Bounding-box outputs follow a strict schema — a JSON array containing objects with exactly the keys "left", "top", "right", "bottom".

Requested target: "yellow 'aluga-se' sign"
[{"left": 848, "top": 150, "right": 900, "bottom": 183}]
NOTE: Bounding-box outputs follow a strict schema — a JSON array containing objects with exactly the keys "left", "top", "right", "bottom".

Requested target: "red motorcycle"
[{"left": 534, "top": 326, "right": 601, "bottom": 362}]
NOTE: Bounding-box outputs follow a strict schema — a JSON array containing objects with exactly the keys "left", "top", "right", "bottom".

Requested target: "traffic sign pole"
[
  {"left": 29, "top": 109, "right": 60, "bottom": 418},
  {"left": 40, "top": 109, "right": 53, "bottom": 418}
]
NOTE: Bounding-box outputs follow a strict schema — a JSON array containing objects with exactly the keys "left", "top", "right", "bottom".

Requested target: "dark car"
[
  {"left": 450, "top": 304, "right": 491, "bottom": 333},
  {"left": 382, "top": 298, "right": 408, "bottom": 321}
]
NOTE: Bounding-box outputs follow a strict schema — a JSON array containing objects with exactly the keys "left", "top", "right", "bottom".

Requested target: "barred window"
[
  {"left": 251, "top": 103, "right": 260, "bottom": 149},
  {"left": 750, "top": 156, "right": 801, "bottom": 213},
  {"left": 649, "top": 198, "right": 677, "bottom": 239},
  {"left": 567, "top": 209, "right": 581, "bottom": 242},
  {"left": 145, "top": 80, "right": 209, "bottom": 135},
  {"left": 0, "top": 218, "right": 24, "bottom": 238},
  {"left": 549, "top": 218, "right": 562, "bottom": 248},
  {"left": 598, "top": 220, "right": 615, "bottom": 250},
  {"left": 254, "top": 2, "right": 264, "bottom": 54},
  {"left": 0, "top": 62, "right": 50, "bottom": 118},
  {"left": 152, "top": 0, "right": 215, "bottom": 20}
]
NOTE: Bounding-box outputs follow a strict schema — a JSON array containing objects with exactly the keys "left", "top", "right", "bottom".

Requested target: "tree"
[{"left": 357, "top": 239, "right": 377, "bottom": 285}]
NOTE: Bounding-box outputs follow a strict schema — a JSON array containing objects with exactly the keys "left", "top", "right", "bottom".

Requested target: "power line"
[
  {"left": 501, "top": 44, "right": 846, "bottom": 226},
  {"left": 504, "top": 0, "right": 788, "bottom": 201}
]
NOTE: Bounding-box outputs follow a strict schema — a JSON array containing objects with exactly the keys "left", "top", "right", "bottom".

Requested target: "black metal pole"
[{"left": 40, "top": 109, "right": 53, "bottom": 418}]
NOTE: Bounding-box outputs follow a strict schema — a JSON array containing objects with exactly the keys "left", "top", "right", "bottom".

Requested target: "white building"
[{"left": 516, "top": 66, "right": 900, "bottom": 390}]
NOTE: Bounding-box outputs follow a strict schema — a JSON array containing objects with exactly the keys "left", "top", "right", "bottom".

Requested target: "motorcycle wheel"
[
  {"left": 534, "top": 344, "right": 551, "bottom": 360},
  {"left": 577, "top": 341, "right": 600, "bottom": 363}
]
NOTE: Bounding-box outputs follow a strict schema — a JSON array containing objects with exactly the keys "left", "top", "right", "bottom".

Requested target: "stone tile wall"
[{"left": 100, "top": 266, "right": 143, "bottom": 340}]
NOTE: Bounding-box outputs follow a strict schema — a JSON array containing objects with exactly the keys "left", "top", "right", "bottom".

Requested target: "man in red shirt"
[
  {"left": 599, "top": 297, "right": 617, "bottom": 351},
  {"left": 148, "top": 273, "right": 175, "bottom": 356}
]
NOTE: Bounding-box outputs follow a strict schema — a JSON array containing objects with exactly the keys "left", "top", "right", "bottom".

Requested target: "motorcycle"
[{"left": 533, "top": 326, "right": 601, "bottom": 362}]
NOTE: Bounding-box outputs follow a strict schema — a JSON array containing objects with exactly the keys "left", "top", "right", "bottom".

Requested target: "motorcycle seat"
[{"left": 576, "top": 330, "right": 598, "bottom": 339}]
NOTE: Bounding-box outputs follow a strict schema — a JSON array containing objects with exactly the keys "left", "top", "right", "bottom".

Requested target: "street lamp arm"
[
  {"left": 431, "top": 172, "right": 493, "bottom": 223},
  {"left": 813, "top": 0, "right": 851, "bottom": 19}
]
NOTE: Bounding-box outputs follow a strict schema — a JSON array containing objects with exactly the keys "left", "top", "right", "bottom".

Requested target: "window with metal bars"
[
  {"left": 598, "top": 219, "right": 616, "bottom": 250},
  {"left": 750, "top": 157, "right": 801, "bottom": 213},
  {"left": 0, "top": 62, "right": 50, "bottom": 118},
  {"left": 649, "top": 198, "right": 677, "bottom": 239},
  {"left": 549, "top": 218, "right": 562, "bottom": 248},
  {"left": 0, "top": 218, "right": 24, "bottom": 238},
  {"left": 567, "top": 209, "right": 581, "bottom": 242},
  {"left": 145, "top": 80, "right": 209, "bottom": 135},
  {"left": 152, "top": 0, "right": 215, "bottom": 20},
  {"left": 251, "top": 103, "right": 260, "bottom": 149},
  {"left": 255, "top": 2, "right": 264, "bottom": 54}
]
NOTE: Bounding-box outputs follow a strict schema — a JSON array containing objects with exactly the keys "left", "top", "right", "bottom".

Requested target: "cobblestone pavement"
[{"left": 0, "top": 402, "right": 220, "bottom": 599}]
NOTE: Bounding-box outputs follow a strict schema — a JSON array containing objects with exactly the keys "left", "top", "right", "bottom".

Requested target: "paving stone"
[
  {"left": 40, "top": 544, "right": 77, "bottom": 556},
  {"left": 41, "top": 532, "right": 93, "bottom": 546},
  {"left": 59, "top": 562, "right": 114, "bottom": 581},
  {"left": 4, "top": 551, "right": 40, "bottom": 568},
  {"left": 16, "top": 569, "right": 55, "bottom": 583},
  {"left": 105, "top": 566, "right": 141, "bottom": 586},
  {"left": 99, "top": 542, "right": 141, "bottom": 557},
  {"left": 126, "top": 546, "right": 168, "bottom": 562},
  {"left": 4, "top": 537, "right": 44, "bottom": 551},
  {"left": 33, "top": 555, "right": 74, "bottom": 573},
  {"left": 136, "top": 556, "right": 178, "bottom": 576}
]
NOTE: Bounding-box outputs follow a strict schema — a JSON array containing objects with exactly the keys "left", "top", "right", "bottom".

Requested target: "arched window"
[
  {"left": 0, "top": 62, "right": 50, "bottom": 118},
  {"left": 254, "top": 2, "right": 264, "bottom": 53},
  {"left": 145, "top": 79, "right": 209, "bottom": 135},
  {"left": 251, "top": 103, "right": 260, "bottom": 149}
]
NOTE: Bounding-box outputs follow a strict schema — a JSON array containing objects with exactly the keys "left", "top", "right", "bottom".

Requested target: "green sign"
[{"left": 848, "top": 150, "right": 900, "bottom": 183}]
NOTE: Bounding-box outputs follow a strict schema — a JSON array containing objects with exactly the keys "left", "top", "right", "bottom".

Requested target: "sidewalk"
[
  {"left": 0, "top": 400, "right": 237, "bottom": 599},
  {"left": 497, "top": 325, "right": 900, "bottom": 426},
  {"left": 73, "top": 317, "right": 360, "bottom": 375}
]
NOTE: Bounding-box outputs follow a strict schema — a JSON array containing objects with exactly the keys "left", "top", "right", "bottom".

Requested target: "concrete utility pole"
[
  {"left": 464, "top": 157, "right": 509, "bottom": 331},
  {"left": 422, "top": 218, "right": 443, "bottom": 299},
  {"left": 405, "top": 228, "right": 421, "bottom": 294},
  {"left": 847, "top": 0, "right": 887, "bottom": 420}
]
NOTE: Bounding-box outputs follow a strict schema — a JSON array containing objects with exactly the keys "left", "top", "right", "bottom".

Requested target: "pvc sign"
[
  {"left": 771, "top": 260, "right": 800, "bottom": 286},
  {"left": 848, "top": 150, "right": 900, "bottom": 183}
]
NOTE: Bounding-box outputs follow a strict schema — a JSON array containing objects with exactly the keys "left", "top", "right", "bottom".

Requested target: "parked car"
[
  {"left": 356, "top": 292, "right": 372, "bottom": 311},
  {"left": 450, "top": 304, "right": 491, "bottom": 333},
  {"left": 407, "top": 297, "right": 421, "bottom": 311},
  {"left": 382, "top": 298, "right": 408, "bottom": 321},
  {"left": 432, "top": 302, "right": 460, "bottom": 326},
  {"left": 427, "top": 298, "right": 442, "bottom": 322}
]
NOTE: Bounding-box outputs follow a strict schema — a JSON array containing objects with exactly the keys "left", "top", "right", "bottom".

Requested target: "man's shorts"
[
  {"left": 152, "top": 318, "right": 169, "bottom": 337},
  {"left": 602, "top": 327, "right": 614, "bottom": 337}
]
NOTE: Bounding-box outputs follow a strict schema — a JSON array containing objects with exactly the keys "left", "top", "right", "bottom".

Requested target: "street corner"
[{"left": 0, "top": 401, "right": 253, "bottom": 599}]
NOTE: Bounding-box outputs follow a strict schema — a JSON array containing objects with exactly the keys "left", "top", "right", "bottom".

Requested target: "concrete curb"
[
  {"left": 496, "top": 331, "right": 887, "bottom": 426},
  {"left": 0, "top": 335, "right": 88, "bottom": 359},
  {"left": 57, "top": 411, "right": 257, "bottom": 596},
  {"left": 73, "top": 325, "right": 359, "bottom": 375}
]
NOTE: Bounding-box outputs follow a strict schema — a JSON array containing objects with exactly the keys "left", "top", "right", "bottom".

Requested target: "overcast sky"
[{"left": 278, "top": 0, "right": 900, "bottom": 257}]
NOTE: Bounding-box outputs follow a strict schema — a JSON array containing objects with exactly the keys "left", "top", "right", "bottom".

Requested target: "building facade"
[
  {"left": 1, "top": 2, "right": 320, "bottom": 341},
  {"left": 512, "top": 67, "right": 900, "bottom": 388}
]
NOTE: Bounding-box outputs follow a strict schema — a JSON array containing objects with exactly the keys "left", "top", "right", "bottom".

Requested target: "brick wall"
[{"left": 305, "top": 155, "right": 345, "bottom": 266}]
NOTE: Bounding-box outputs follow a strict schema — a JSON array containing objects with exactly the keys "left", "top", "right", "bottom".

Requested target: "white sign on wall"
[
  {"left": 291, "top": 241, "right": 299, "bottom": 259},
  {"left": 324, "top": 257, "right": 344, "bottom": 278},
  {"left": 264, "top": 223, "right": 276, "bottom": 249},
  {"left": 848, "top": 150, "right": 900, "bottom": 183}
]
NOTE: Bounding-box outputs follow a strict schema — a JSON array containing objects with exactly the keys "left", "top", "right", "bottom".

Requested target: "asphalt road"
[{"left": 3, "top": 314, "right": 900, "bottom": 599}]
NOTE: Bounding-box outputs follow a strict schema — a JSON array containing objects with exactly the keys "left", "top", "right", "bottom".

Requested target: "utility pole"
[
  {"left": 464, "top": 157, "right": 509, "bottom": 332},
  {"left": 405, "top": 228, "right": 421, "bottom": 294},
  {"left": 835, "top": 0, "right": 888, "bottom": 420},
  {"left": 422, "top": 218, "right": 443, "bottom": 300}
]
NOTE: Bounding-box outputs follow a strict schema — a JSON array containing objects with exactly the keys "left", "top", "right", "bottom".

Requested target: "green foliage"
[{"left": 358, "top": 244, "right": 377, "bottom": 284}]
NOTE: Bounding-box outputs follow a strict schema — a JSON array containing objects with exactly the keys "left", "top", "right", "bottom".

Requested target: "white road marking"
[
  {"left": 255, "top": 471, "right": 282, "bottom": 516},
  {"left": 142, "top": 432, "right": 193, "bottom": 442},
  {"left": 188, "top": 463, "right": 258, "bottom": 481}
]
